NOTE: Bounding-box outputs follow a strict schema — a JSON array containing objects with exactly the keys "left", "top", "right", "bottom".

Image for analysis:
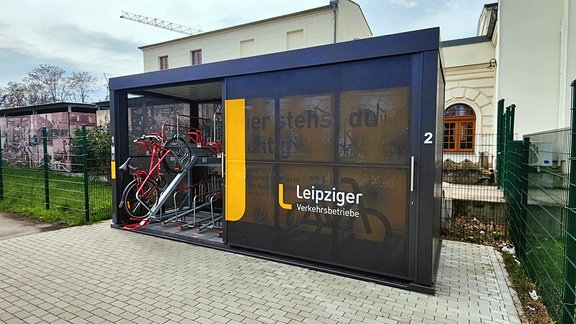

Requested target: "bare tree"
[
  {"left": 24, "top": 64, "right": 69, "bottom": 103},
  {"left": 2, "top": 82, "right": 29, "bottom": 108},
  {"left": 0, "top": 65, "right": 100, "bottom": 108},
  {"left": 69, "top": 72, "right": 97, "bottom": 103}
]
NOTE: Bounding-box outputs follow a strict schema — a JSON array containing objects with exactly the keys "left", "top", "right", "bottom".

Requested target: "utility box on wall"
[{"left": 224, "top": 28, "right": 444, "bottom": 293}]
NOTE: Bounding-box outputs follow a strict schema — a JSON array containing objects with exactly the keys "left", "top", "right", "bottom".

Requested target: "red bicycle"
[
  {"left": 118, "top": 132, "right": 192, "bottom": 220},
  {"left": 176, "top": 113, "right": 223, "bottom": 155}
]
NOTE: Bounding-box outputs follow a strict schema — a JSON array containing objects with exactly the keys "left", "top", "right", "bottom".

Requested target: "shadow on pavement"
[{"left": 0, "top": 213, "right": 67, "bottom": 240}]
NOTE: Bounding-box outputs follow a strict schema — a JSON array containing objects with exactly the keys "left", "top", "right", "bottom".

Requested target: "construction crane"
[{"left": 120, "top": 10, "right": 202, "bottom": 36}]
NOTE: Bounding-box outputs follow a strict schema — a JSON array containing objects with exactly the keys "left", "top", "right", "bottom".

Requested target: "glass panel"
[
  {"left": 445, "top": 104, "right": 475, "bottom": 117},
  {"left": 242, "top": 163, "right": 276, "bottom": 225},
  {"left": 159, "top": 56, "right": 168, "bottom": 70},
  {"left": 444, "top": 122, "right": 455, "bottom": 150},
  {"left": 226, "top": 56, "right": 413, "bottom": 278},
  {"left": 339, "top": 87, "right": 410, "bottom": 164},
  {"left": 278, "top": 165, "right": 334, "bottom": 231},
  {"left": 458, "top": 121, "right": 475, "bottom": 150},
  {"left": 191, "top": 50, "right": 202, "bottom": 65},
  {"left": 245, "top": 98, "right": 276, "bottom": 161},
  {"left": 275, "top": 165, "right": 408, "bottom": 276},
  {"left": 336, "top": 166, "right": 408, "bottom": 276},
  {"left": 127, "top": 98, "right": 190, "bottom": 156},
  {"left": 278, "top": 94, "right": 333, "bottom": 162},
  {"left": 337, "top": 166, "right": 407, "bottom": 243}
]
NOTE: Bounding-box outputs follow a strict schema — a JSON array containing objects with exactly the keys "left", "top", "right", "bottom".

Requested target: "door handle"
[{"left": 410, "top": 156, "right": 415, "bottom": 192}]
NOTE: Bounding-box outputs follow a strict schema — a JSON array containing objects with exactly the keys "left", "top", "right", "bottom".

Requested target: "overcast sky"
[{"left": 0, "top": 0, "right": 490, "bottom": 101}]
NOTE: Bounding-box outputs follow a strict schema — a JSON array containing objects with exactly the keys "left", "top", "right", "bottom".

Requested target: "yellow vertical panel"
[
  {"left": 225, "top": 99, "right": 246, "bottom": 221},
  {"left": 111, "top": 161, "right": 116, "bottom": 180}
]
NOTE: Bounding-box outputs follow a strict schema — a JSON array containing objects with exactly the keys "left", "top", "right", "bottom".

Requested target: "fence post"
[
  {"left": 563, "top": 79, "right": 576, "bottom": 324},
  {"left": 82, "top": 125, "right": 90, "bottom": 222},
  {"left": 501, "top": 105, "right": 515, "bottom": 193},
  {"left": 0, "top": 127, "right": 3, "bottom": 200},
  {"left": 42, "top": 127, "right": 49, "bottom": 209},
  {"left": 505, "top": 140, "right": 524, "bottom": 254},
  {"left": 501, "top": 109, "right": 508, "bottom": 190},
  {"left": 507, "top": 104, "right": 516, "bottom": 141},
  {"left": 518, "top": 137, "right": 530, "bottom": 257},
  {"left": 497, "top": 99, "right": 504, "bottom": 188}
]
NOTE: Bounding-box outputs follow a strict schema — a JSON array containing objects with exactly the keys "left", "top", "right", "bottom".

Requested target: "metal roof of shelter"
[
  {"left": 0, "top": 102, "right": 100, "bottom": 117},
  {"left": 110, "top": 27, "right": 441, "bottom": 103}
]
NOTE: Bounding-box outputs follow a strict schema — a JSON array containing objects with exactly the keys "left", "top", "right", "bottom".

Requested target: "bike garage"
[{"left": 110, "top": 27, "right": 444, "bottom": 293}]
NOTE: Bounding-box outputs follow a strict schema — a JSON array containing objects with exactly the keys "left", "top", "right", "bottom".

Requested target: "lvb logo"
[
  {"left": 278, "top": 184, "right": 293, "bottom": 210},
  {"left": 278, "top": 183, "right": 363, "bottom": 217}
]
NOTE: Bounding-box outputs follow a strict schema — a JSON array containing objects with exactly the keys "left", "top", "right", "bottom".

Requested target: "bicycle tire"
[
  {"left": 349, "top": 208, "right": 392, "bottom": 242},
  {"left": 122, "top": 179, "right": 160, "bottom": 219},
  {"left": 163, "top": 137, "right": 192, "bottom": 173}
]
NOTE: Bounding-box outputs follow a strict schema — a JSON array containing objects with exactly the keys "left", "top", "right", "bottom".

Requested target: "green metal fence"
[
  {"left": 442, "top": 133, "right": 506, "bottom": 245},
  {"left": 0, "top": 125, "right": 112, "bottom": 225},
  {"left": 501, "top": 80, "right": 576, "bottom": 323}
]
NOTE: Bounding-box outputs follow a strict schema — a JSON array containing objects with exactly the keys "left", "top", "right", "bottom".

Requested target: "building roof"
[
  {"left": 0, "top": 102, "right": 100, "bottom": 117},
  {"left": 441, "top": 36, "right": 492, "bottom": 48},
  {"left": 139, "top": 0, "right": 367, "bottom": 50},
  {"left": 478, "top": 2, "right": 498, "bottom": 39}
]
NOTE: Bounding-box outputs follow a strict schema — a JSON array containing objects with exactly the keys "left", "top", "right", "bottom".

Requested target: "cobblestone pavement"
[
  {"left": 0, "top": 221, "right": 522, "bottom": 323},
  {"left": 0, "top": 213, "right": 64, "bottom": 240}
]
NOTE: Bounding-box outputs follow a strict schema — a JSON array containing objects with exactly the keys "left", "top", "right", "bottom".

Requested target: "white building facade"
[
  {"left": 441, "top": 0, "right": 576, "bottom": 167},
  {"left": 497, "top": 0, "right": 576, "bottom": 137},
  {"left": 140, "top": 0, "right": 372, "bottom": 72},
  {"left": 440, "top": 4, "right": 498, "bottom": 166}
]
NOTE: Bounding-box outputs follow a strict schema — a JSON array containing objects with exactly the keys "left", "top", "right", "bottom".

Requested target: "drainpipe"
[{"left": 330, "top": 0, "right": 339, "bottom": 43}]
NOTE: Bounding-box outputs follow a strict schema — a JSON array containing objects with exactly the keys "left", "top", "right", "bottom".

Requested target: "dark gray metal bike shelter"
[{"left": 109, "top": 27, "right": 444, "bottom": 294}]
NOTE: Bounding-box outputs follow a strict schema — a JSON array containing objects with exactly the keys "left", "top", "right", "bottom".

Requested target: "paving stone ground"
[
  {"left": 0, "top": 221, "right": 523, "bottom": 323},
  {"left": 0, "top": 213, "right": 64, "bottom": 240}
]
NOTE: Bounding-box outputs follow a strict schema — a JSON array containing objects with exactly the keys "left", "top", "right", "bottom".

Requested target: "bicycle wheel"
[
  {"left": 122, "top": 179, "right": 160, "bottom": 219},
  {"left": 350, "top": 208, "right": 392, "bottom": 242},
  {"left": 163, "top": 137, "right": 192, "bottom": 173}
]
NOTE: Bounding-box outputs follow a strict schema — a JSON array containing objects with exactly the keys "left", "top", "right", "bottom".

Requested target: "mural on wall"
[
  {"left": 96, "top": 110, "right": 110, "bottom": 127},
  {"left": 0, "top": 112, "right": 97, "bottom": 171},
  {"left": 128, "top": 101, "right": 190, "bottom": 143}
]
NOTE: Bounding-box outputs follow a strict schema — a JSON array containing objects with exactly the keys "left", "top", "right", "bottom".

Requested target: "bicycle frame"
[
  {"left": 119, "top": 134, "right": 178, "bottom": 216},
  {"left": 133, "top": 135, "right": 176, "bottom": 205}
]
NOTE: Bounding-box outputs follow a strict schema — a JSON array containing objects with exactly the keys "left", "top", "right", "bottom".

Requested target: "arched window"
[{"left": 444, "top": 104, "right": 476, "bottom": 152}]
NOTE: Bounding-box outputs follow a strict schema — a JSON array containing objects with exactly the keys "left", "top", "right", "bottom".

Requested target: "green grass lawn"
[
  {"left": 521, "top": 236, "right": 566, "bottom": 322},
  {"left": 0, "top": 166, "right": 112, "bottom": 226}
]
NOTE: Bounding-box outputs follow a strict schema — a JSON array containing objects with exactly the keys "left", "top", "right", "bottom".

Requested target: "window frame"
[
  {"left": 443, "top": 104, "right": 476, "bottom": 153},
  {"left": 191, "top": 49, "right": 202, "bottom": 65},
  {"left": 159, "top": 56, "right": 169, "bottom": 70}
]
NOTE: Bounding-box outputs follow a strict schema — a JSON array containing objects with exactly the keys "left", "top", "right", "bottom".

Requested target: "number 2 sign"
[{"left": 424, "top": 132, "right": 433, "bottom": 144}]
